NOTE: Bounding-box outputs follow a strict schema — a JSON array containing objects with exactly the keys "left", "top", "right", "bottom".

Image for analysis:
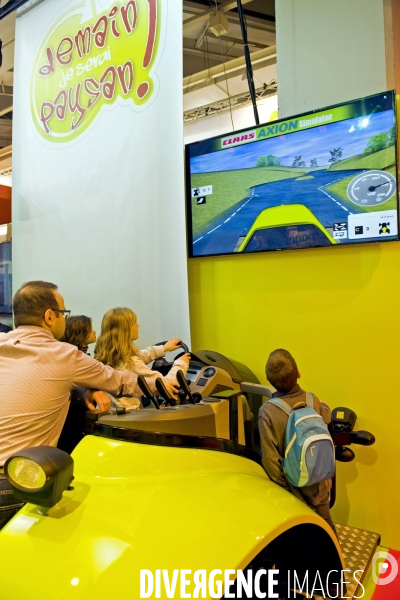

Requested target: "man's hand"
[
  {"left": 164, "top": 338, "right": 182, "bottom": 352},
  {"left": 84, "top": 390, "right": 112, "bottom": 412},
  {"left": 175, "top": 352, "right": 191, "bottom": 367}
]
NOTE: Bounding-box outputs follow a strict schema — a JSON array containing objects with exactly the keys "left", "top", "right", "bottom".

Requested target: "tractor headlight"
[
  {"left": 4, "top": 447, "right": 74, "bottom": 508},
  {"left": 7, "top": 457, "right": 47, "bottom": 489}
]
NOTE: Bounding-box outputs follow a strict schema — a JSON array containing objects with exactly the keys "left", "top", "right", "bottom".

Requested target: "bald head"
[
  {"left": 266, "top": 349, "right": 299, "bottom": 393},
  {"left": 13, "top": 281, "right": 59, "bottom": 328}
]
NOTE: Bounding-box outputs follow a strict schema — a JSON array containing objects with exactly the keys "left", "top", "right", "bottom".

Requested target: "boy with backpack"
[{"left": 259, "top": 349, "right": 336, "bottom": 533}]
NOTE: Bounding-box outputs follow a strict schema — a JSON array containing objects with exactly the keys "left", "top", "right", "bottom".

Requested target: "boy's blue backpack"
[{"left": 269, "top": 393, "right": 335, "bottom": 487}]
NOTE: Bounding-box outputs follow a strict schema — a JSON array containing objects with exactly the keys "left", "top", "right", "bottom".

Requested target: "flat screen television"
[{"left": 185, "top": 91, "right": 398, "bottom": 257}]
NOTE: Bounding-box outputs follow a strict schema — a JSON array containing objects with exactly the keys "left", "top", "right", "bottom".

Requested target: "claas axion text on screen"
[{"left": 221, "top": 114, "right": 334, "bottom": 148}]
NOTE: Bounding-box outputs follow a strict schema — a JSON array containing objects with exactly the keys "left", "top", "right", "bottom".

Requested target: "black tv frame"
[{"left": 185, "top": 90, "right": 399, "bottom": 259}]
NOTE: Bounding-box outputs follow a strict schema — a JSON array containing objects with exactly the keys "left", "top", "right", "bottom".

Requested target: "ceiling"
[
  {"left": 182, "top": 0, "right": 276, "bottom": 119},
  {"left": 0, "top": 0, "right": 277, "bottom": 164},
  {"left": 183, "top": 0, "right": 275, "bottom": 77},
  {"left": 0, "top": 8, "right": 14, "bottom": 165}
]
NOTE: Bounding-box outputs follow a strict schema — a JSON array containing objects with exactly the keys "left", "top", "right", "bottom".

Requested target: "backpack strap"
[
  {"left": 268, "top": 398, "right": 292, "bottom": 416},
  {"left": 306, "top": 392, "right": 314, "bottom": 409},
  {"left": 293, "top": 402, "right": 307, "bottom": 410}
]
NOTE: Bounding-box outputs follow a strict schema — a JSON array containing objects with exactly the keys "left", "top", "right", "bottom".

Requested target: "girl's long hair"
[
  {"left": 61, "top": 315, "right": 92, "bottom": 350},
  {"left": 94, "top": 307, "right": 139, "bottom": 368}
]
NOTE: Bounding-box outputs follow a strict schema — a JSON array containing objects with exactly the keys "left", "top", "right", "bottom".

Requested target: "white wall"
[
  {"left": 0, "top": 175, "right": 12, "bottom": 187},
  {"left": 276, "top": 0, "right": 388, "bottom": 118}
]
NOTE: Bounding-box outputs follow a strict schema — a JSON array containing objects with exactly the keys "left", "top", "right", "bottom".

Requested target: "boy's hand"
[
  {"left": 164, "top": 338, "right": 182, "bottom": 352},
  {"left": 175, "top": 353, "right": 191, "bottom": 367}
]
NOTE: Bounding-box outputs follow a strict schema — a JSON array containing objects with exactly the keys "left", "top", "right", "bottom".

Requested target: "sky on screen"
[{"left": 191, "top": 110, "right": 395, "bottom": 174}]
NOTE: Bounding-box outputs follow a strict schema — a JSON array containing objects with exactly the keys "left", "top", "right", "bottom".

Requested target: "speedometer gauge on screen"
[{"left": 185, "top": 91, "right": 399, "bottom": 257}]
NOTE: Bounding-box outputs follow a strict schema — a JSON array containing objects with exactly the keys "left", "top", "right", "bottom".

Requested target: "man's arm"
[
  {"left": 72, "top": 351, "right": 140, "bottom": 397},
  {"left": 73, "top": 352, "right": 179, "bottom": 401},
  {"left": 258, "top": 412, "right": 291, "bottom": 491}
]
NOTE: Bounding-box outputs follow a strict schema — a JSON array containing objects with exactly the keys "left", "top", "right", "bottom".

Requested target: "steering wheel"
[
  {"left": 162, "top": 340, "right": 190, "bottom": 358},
  {"left": 151, "top": 342, "right": 199, "bottom": 404},
  {"left": 174, "top": 342, "right": 190, "bottom": 359},
  {"left": 154, "top": 340, "right": 190, "bottom": 356},
  {"left": 151, "top": 341, "right": 190, "bottom": 375}
]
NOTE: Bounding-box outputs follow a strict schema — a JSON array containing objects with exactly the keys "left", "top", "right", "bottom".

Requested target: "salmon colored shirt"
[{"left": 0, "top": 326, "right": 140, "bottom": 464}]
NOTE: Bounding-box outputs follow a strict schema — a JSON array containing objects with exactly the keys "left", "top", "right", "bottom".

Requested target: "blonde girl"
[{"left": 94, "top": 307, "right": 190, "bottom": 409}]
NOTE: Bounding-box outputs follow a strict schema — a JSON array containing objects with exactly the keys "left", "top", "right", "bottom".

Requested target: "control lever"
[
  {"left": 331, "top": 406, "right": 376, "bottom": 463},
  {"left": 178, "top": 390, "right": 188, "bottom": 403},
  {"left": 332, "top": 407, "right": 357, "bottom": 433},
  {"left": 335, "top": 446, "right": 355, "bottom": 462},
  {"left": 176, "top": 370, "right": 195, "bottom": 404},
  {"left": 137, "top": 375, "right": 160, "bottom": 409},
  {"left": 155, "top": 377, "right": 176, "bottom": 407},
  {"left": 349, "top": 430, "right": 375, "bottom": 446}
]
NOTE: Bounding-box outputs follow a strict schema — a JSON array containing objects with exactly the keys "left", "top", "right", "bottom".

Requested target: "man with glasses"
[{"left": 0, "top": 280, "right": 178, "bottom": 528}]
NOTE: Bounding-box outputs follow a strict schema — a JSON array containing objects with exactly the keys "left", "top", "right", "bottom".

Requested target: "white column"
[{"left": 276, "top": 0, "right": 389, "bottom": 118}]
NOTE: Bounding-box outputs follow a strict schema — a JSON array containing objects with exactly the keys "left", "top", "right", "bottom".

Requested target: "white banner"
[{"left": 12, "top": 0, "right": 191, "bottom": 347}]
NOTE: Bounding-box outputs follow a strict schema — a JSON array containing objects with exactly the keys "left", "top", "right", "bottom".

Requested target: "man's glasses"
[{"left": 51, "top": 309, "right": 71, "bottom": 318}]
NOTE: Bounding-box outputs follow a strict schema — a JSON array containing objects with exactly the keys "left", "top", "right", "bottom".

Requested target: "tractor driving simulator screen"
[{"left": 185, "top": 91, "right": 399, "bottom": 257}]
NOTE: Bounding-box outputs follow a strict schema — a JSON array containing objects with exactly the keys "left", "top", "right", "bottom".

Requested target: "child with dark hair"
[
  {"left": 58, "top": 316, "right": 97, "bottom": 453},
  {"left": 61, "top": 315, "right": 96, "bottom": 354},
  {"left": 259, "top": 349, "right": 336, "bottom": 533}
]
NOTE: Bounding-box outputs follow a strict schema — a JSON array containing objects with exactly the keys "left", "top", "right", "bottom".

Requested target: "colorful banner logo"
[{"left": 30, "top": 0, "right": 161, "bottom": 143}]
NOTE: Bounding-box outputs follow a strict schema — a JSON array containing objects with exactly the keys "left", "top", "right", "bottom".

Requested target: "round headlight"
[{"left": 7, "top": 457, "right": 47, "bottom": 490}]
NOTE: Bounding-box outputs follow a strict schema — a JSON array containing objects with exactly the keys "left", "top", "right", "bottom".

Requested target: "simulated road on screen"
[{"left": 192, "top": 169, "right": 369, "bottom": 256}]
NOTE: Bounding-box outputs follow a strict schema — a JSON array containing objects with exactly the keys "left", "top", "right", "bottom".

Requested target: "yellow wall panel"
[{"left": 188, "top": 240, "right": 400, "bottom": 549}]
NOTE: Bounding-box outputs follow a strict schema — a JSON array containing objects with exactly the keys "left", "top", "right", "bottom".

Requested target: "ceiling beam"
[
  {"left": 0, "top": 106, "right": 12, "bottom": 118},
  {"left": 183, "top": 0, "right": 254, "bottom": 30},
  {"left": 183, "top": 45, "right": 276, "bottom": 88},
  {"left": 205, "top": 33, "right": 267, "bottom": 49},
  {"left": 183, "top": 83, "right": 276, "bottom": 122},
  {"left": 0, "top": 145, "right": 12, "bottom": 158},
  {"left": 184, "top": 5, "right": 276, "bottom": 33},
  {"left": 184, "top": 55, "right": 276, "bottom": 94},
  {"left": 184, "top": 45, "right": 239, "bottom": 62},
  {"left": 230, "top": 7, "right": 275, "bottom": 24}
]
